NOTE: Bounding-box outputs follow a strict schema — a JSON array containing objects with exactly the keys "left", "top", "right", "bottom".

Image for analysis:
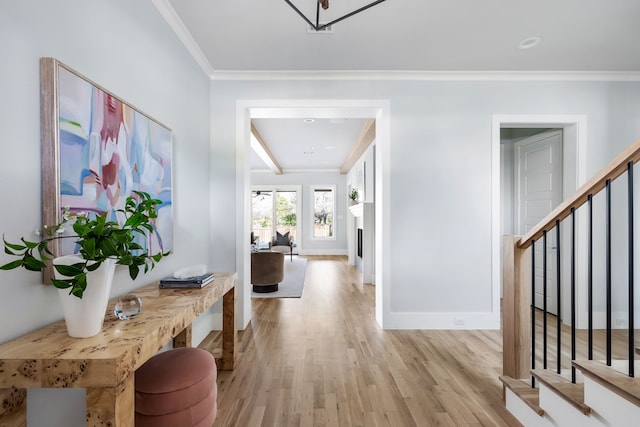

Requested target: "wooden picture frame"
[{"left": 40, "top": 57, "right": 173, "bottom": 282}]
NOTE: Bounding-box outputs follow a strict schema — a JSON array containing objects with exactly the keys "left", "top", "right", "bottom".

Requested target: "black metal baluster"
[
  {"left": 543, "top": 230, "right": 548, "bottom": 369},
  {"left": 571, "top": 208, "right": 576, "bottom": 383},
  {"left": 606, "top": 179, "right": 612, "bottom": 367},
  {"left": 556, "top": 220, "right": 561, "bottom": 375},
  {"left": 531, "top": 239, "right": 536, "bottom": 388},
  {"left": 629, "top": 162, "right": 635, "bottom": 377},
  {"left": 588, "top": 194, "right": 593, "bottom": 360}
]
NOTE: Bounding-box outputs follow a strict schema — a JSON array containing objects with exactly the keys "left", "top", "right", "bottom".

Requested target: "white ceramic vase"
[{"left": 54, "top": 255, "right": 116, "bottom": 338}]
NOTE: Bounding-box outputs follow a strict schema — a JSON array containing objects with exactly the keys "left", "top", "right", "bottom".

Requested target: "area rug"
[{"left": 252, "top": 255, "right": 307, "bottom": 298}]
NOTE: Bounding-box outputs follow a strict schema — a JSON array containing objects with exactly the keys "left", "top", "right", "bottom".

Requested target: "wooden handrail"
[
  {"left": 518, "top": 137, "right": 640, "bottom": 250},
  {"left": 504, "top": 137, "right": 640, "bottom": 381}
]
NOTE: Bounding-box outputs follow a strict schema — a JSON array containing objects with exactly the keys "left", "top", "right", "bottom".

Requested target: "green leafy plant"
[
  {"left": 282, "top": 213, "right": 297, "bottom": 226},
  {"left": 1, "top": 191, "right": 169, "bottom": 299},
  {"left": 348, "top": 189, "right": 359, "bottom": 202}
]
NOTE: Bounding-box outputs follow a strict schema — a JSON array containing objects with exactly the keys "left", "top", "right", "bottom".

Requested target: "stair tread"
[
  {"left": 531, "top": 369, "right": 590, "bottom": 414},
  {"left": 499, "top": 376, "right": 544, "bottom": 416},
  {"left": 573, "top": 360, "right": 640, "bottom": 407}
]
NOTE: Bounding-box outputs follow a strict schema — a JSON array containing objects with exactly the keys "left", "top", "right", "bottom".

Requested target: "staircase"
[
  {"left": 501, "top": 138, "right": 640, "bottom": 426},
  {"left": 501, "top": 359, "right": 640, "bottom": 426}
]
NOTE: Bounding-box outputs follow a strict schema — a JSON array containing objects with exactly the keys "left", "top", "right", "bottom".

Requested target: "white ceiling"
[
  {"left": 166, "top": 0, "right": 640, "bottom": 73},
  {"left": 161, "top": 0, "right": 640, "bottom": 172},
  {"left": 251, "top": 118, "right": 368, "bottom": 171}
]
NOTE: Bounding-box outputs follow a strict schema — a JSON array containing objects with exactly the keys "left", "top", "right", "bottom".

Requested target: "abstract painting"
[{"left": 40, "top": 58, "right": 172, "bottom": 280}]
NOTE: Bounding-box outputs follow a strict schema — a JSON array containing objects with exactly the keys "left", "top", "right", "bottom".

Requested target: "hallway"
[{"left": 209, "top": 256, "right": 519, "bottom": 426}]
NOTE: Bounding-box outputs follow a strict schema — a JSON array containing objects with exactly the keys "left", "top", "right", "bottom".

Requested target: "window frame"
[
  {"left": 310, "top": 185, "right": 336, "bottom": 240},
  {"left": 251, "top": 185, "right": 301, "bottom": 247}
]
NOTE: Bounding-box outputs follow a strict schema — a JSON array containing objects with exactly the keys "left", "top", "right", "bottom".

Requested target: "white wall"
[
  {"left": 211, "top": 79, "right": 640, "bottom": 329},
  {"left": 4, "top": 2, "right": 640, "bottom": 423},
  {"left": 346, "top": 144, "right": 375, "bottom": 204},
  {"left": 251, "top": 171, "right": 348, "bottom": 254},
  {"left": 346, "top": 144, "right": 375, "bottom": 273},
  {"left": 0, "top": 1, "right": 211, "bottom": 425}
]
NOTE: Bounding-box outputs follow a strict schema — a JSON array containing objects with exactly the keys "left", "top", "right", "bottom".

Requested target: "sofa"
[{"left": 251, "top": 251, "right": 284, "bottom": 293}]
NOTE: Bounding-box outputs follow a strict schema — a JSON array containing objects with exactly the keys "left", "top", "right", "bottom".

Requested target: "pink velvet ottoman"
[{"left": 135, "top": 347, "right": 218, "bottom": 427}]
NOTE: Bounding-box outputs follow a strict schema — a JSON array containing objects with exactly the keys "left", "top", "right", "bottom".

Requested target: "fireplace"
[{"left": 348, "top": 202, "right": 374, "bottom": 285}]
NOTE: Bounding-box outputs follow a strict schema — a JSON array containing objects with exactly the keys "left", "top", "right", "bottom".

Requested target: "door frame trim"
[
  {"left": 492, "top": 114, "right": 587, "bottom": 327},
  {"left": 236, "top": 99, "right": 391, "bottom": 329},
  {"left": 514, "top": 129, "right": 564, "bottom": 314}
]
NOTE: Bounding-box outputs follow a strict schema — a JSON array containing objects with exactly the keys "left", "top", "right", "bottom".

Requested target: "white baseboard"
[
  {"left": 298, "top": 249, "right": 348, "bottom": 256},
  {"left": 575, "top": 310, "right": 640, "bottom": 330},
  {"left": 382, "top": 311, "right": 500, "bottom": 330}
]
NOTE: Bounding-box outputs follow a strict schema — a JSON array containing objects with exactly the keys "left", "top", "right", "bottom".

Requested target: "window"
[
  {"left": 275, "top": 190, "right": 297, "bottom": 240},
  {"left": 251, "top": 190, "right": 273, "bottom": 242},
  {"left": 252, "top": 186, "right": 300, "bottom": 246},
  {"left": 312, "top": 186, "right": 335, "bottom": 239}
]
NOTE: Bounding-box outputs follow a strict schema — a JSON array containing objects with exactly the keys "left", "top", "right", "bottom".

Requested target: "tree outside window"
[
  {"left": 313, "top": 187, "right": 334, "bottom": 238},
  {"left": 275, "top": 191, "right": 297, "bottom": 240},
  {"left": 252, "top": 189, "right": 298, "bottom": 244},
  {"left": 252, "top": 191, "right": 273, "bottom": 242}
]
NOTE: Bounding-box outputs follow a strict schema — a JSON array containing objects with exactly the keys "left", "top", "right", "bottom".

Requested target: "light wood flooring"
[
  {"left": 205, "top": 256, "right": 520, "bottom": 426},
  {"left": 532, "top": 309, "right": 640, "bottom": 375}
]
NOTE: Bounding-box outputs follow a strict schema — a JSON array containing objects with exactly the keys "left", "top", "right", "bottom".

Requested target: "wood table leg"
[
  {"left": 0, "top": 388, "right": 26, "bottom": 426},
  {"left": 173, "top": 325, "right": 193, "bottom": 348},
  {"left": 86, "top": 375, "right": 134, "bottom": 427},
  {"left": 220, "top": 287, "right": 237, "bottom": 370}
]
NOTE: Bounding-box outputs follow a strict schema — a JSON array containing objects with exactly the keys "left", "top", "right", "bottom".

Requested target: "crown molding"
[
  {"left": 152, "top": 0, "right": 215, "bottom": 77},
  {"left": 211, "top": 69, "right": 640, "bottom": 82},
  {"left": 152, "top": 1, "right": 640, "bottom": 83}
]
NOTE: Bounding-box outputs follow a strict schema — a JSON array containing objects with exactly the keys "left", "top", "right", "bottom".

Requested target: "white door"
[{"left": 516, "top": 130, "right": 563, "bottom": 315}]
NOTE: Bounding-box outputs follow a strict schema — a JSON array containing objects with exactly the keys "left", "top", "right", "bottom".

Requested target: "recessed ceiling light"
[
  {"left": 303, "top": 118, "right": 315, "bottom": 123},
  {"left": 518, "top": 36, "right": 541, "bottom": 50}
]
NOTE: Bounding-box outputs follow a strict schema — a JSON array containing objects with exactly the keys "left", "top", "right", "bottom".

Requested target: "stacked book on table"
[{"left": 159, "top": 272, "right": 214, "bottom": 289}]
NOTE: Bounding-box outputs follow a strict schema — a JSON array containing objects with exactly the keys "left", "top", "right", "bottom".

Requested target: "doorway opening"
[
  {"left": 493, "top": 114, "right": 587, "bottom": 328},
  {"left": 504, "top": 128, "right": 564, "bottom": 314},
  {"left": 237, "top": 100, "right": 390, "bottom": 329}
]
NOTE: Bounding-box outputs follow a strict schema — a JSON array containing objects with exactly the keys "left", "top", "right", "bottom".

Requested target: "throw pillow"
[{"left": 275, "top": 231, "right": 290, "bottom": 246}]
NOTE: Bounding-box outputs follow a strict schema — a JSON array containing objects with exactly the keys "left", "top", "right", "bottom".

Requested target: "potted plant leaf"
[
  {"left": 1, "top": 191, "right": 169, "bottom": 337},
  {"left": 348, "top": 189, "right": 359, "bottom": 205}
]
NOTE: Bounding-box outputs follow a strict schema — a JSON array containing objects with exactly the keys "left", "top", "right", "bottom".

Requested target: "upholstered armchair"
[
  {"left": 251, "top": 251, "right": 284, "bottom": 293},
  {"left": 270, "top": 231, "right": 293, "bottom": 261}
]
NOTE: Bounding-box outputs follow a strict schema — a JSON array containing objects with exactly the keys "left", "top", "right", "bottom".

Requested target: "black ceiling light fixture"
[{"left": 284, "top": 0, "right": 387, "bottom": 32}]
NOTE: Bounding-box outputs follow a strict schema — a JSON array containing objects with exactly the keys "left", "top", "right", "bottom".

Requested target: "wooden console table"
[{"left": 0, "top": 272, "right": 237, "bottom": 426}]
